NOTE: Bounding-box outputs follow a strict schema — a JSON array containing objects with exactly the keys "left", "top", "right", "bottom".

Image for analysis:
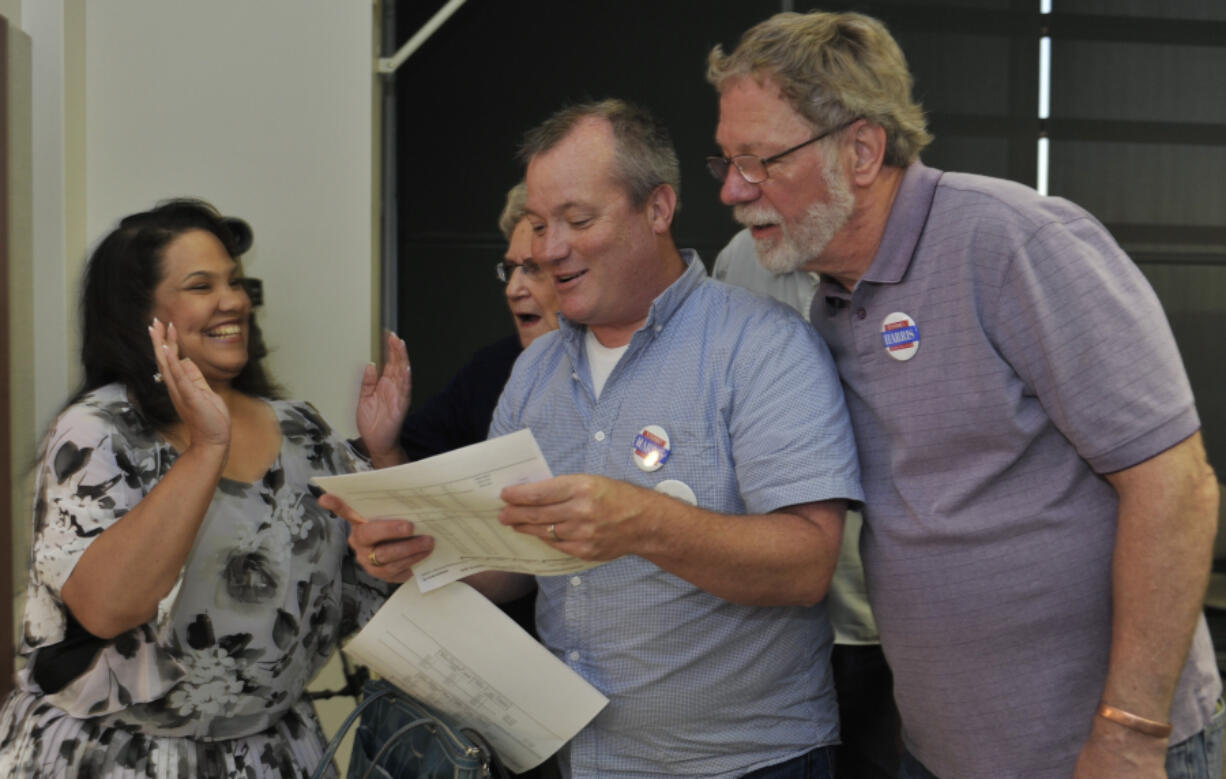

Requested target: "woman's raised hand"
[
  {"left": 356, "top": 331, "right": 411, "bottom": 468},
  {"left": 149, "top": 318, "right": 231, "bottom": 449}
]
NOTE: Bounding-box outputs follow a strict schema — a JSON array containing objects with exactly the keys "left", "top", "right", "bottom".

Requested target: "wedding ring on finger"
[
  {"left": 547, "top": 524, "right": 560, "bottom": 543},
  {"left": 369, "top": 549, "right": 383, "bottom": 568},
  {"left": 152, "top": 372, "right": 163, "bottom": 384}
]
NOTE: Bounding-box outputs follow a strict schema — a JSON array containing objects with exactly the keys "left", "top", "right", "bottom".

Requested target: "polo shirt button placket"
[{"left": 850, "top": 299, "right": 874, "bottom": 359}]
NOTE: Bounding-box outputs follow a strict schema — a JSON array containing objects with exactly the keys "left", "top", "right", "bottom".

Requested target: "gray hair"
[
  {"left": 498, "top": 182, "right": 528, "bottom": 241},
  {"left": 519, "top": 98, "right": 681, "bottom": 214},
  {"left": 708, "top": 11, "right": 931, "bottom": 167}
]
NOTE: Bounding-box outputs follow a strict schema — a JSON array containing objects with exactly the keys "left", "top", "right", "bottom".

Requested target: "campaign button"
[
  {"left": 632, "top": 424, "right": 671, "bottom": 472},
  {"left": 881, "top": 311, "right": 919, "bottom": 362}
]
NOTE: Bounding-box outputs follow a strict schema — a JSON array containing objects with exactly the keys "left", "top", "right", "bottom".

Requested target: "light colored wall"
[
  {"left": 10, "top": 0, "right": 380, "bottom": 671},
  {"left": 5, "top": 6, "right": 34, "bottom": 672},
  {"left": 82, "top": 0, "right": 378, "bottom": 430},
  {"left": 24, "top": 0, "right": 75, "bottom": 446}
]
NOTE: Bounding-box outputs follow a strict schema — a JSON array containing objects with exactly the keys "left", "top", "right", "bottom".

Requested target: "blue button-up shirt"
[{"left": 491, "top": 252, "right": 863, "bottom": 777}]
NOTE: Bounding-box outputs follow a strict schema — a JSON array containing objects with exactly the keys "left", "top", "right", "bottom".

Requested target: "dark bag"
[{"left": 313, "top": 679, "right": 508, "bottom": 779}]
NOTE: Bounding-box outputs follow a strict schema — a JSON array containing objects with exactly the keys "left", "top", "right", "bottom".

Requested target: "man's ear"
[
  {"left": 850, "top": 120, "right": 888, "bottom": 186},
  {"left": 645, "top": 183, "right": 678, "bottom": 235}
]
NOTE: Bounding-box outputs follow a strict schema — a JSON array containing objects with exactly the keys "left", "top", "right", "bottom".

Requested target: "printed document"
[
  {"left": 313, "top": 429, "right": 599, "bottom": 592},
  {"left": 345, "top": 581, "right": 608, "bottom": 772}
]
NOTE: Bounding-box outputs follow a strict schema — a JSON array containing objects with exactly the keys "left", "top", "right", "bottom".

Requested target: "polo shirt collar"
[{"left": 816, "top": 161, "right": 941, "bottom": 301}]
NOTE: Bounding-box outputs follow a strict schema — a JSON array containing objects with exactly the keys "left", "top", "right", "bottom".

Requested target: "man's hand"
[
  {"left": 1073, "top": 717, "right": 1168, "bottom": 778},
  {"left": 318, "top": 492, "right": 434, "bottom": 583},
  {"left": 499, "top": 473, "right": 846, "bottom": 607},
  {"left": 498, "top": 474, "right": 651, "bottom": 561}
]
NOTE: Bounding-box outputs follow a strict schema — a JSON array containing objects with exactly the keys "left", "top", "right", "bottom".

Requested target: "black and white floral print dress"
[{"left": 0, "top": 384, "right": 389, "bottom": 778}]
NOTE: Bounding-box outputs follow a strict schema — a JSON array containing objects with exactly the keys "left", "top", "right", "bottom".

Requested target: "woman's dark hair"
[{"left": 72, "top": 198, "right": 280, "bottom": 428}]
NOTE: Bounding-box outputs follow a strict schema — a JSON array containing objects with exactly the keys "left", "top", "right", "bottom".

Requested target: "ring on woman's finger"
[
  {"left": 547, "top": 524, "right": 560, "bottom": 542},
  {"left": 152, "top": 372, "right": 163, "bottom": 384},
  {"left": 369, "top": 549, "right": 383, "bottom": 567}
]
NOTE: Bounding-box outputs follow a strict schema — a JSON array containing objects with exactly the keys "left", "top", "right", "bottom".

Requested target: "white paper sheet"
[
  {"left": 313, "top": 429, "right": 599, "bottom": 592},
  {"left": 343, "top": 581, "right": 608, "bottom": 772}
]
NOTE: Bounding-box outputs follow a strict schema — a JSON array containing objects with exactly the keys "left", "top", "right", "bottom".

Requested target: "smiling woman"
[
  {"left": 0, "top": 199, "right": 412, "bottom": 778},
  {"left": 151, "top": 229, "right": 254, "bottom": 386}
]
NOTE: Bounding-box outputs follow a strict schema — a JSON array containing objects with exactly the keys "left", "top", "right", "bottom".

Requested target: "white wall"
[
  {"left": 10, "top": 0, "right": 380, "bottom": 656},
  {"left": 23, "top": 0, "right": 75, "bottom": 443},
  {"left": 82, "top": 0, "right": 379, "bottom": 431}
]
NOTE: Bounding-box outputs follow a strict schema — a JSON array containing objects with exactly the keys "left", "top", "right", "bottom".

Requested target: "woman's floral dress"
[{"left": 0, "top": 384, "right": 389, "bottom": 777}]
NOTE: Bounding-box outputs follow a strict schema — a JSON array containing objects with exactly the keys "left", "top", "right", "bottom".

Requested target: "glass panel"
[
  {"left": 1048, "top": 141, "right": 1226, "bottom": 227},
  {"left": 922, "top": 136, "right": 1013, "bottom": 179},
  {"left": 1136, "top": 262, "right": 1226, "bottom": 473},
  {"left": 894, "top": 30, "right": 1016, "bottom": 116},
  {"left": 1051, "top": 40, "right": 1226, "bottom": 123},
  {"left": 1057, "top": 0, "right": 1226, "bottom": 22}
]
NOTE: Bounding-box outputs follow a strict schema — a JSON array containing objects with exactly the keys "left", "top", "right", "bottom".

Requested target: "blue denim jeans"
[
  {"left": 897, "top": 698, "right": 1226, "bottom": 779},
  {"left": 742, "top": 746, "right": 835, "bottom": 779},
  {"left": 1166, "top": 698, "right": 1226, "bottom": 779}
]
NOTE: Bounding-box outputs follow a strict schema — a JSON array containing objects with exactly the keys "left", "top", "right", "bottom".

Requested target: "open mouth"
[
  {"left": 515, "top": 313, "right": 542, "bottom": 326},
  {"left": 204, "top": 323, "right": 243, "bottom": 340}
]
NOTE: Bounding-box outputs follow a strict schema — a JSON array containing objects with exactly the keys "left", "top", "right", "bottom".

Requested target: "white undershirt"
[{"left": 585, "top": 328, "right": 628, "bottom": 399}]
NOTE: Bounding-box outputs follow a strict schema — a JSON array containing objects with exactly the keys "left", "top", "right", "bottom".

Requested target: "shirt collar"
[
  {"left": 556, "top": 248, "right": 707, "bottom": 345},
  {"left": 817, "top": 161, "right": 942, "bottom": 302}
]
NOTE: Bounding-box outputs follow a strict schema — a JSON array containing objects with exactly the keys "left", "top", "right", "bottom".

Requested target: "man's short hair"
[
  {"left": 498, "top": 182, "right": 528, "bottom": 241},
  {"left": 707, "top": 11, "right": 932, "bottom": 167},
  {"left": 519, "top": 98, "right": 681, "bottom": 214}
]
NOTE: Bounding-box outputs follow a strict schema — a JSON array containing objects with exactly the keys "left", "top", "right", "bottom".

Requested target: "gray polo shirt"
[{"left": 812, "top": 162, "right": 1220, "bottom": 778}]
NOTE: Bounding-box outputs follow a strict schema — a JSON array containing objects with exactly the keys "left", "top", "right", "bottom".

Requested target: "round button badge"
[
  {"left": 880, "top": 311, "right": 919, "bottom": 361},
  {"left": 654, "top": 479, "right": 697, "bottom": 506},
  {"left": 632, "top": 425, "right": 671, "bottom": 472}
]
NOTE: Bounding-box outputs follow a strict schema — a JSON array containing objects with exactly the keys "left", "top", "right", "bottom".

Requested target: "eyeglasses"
[
  {"left": 495, "top": 259, "right": 544, "bottom": 283},
  {"left": 706, "top": 118, "right": 861, "bottom": 185}
]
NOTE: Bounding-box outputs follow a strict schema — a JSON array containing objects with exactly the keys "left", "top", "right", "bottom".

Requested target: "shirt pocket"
[{"left": 609, "top": 421, "right": 727, "bottom": 512}]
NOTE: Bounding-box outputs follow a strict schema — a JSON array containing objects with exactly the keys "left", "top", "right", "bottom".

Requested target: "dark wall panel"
[
  {"left": 1138, "top": 264, "right": 1226, "bottom": 472},
  {"left": 391, "top": 2, "right": 1223, "bottom": 479},
  {"left": 390, "top": 0, "right": 1038, "bottom": 406},
  {"left": 392, "top": 0, "right": 778, "bottom": 406}
]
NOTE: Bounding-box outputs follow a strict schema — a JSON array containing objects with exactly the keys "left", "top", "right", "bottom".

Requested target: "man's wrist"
[{"left": 1096, "top": 702, "right": 1172, "bottom": 739}]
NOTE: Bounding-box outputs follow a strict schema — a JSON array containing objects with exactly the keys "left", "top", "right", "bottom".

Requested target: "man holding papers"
[{"left": 330, "top": 99, "right": 863, "bottom": 778}]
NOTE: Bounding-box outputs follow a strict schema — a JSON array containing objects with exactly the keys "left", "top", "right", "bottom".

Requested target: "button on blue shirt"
[{"left": 491, "top": 252, "right": 863, "bottom": 778}]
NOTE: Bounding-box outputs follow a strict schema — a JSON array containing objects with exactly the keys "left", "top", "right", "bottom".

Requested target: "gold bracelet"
[{"left": 1096, "top": 703, "right": 1172, "bottom": 738}]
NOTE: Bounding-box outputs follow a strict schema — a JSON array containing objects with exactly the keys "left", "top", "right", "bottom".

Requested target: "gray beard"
[{"left": 744, "top": 159, "right": 855, "bottom": 275}]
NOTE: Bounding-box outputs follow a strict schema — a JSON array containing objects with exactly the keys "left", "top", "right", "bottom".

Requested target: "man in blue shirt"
[
  {"left": 343, "top": 98, "right": 863, "bottom": 778},
  {"left": 488, "top": 99, "right": 863, "bottom": 778}
]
